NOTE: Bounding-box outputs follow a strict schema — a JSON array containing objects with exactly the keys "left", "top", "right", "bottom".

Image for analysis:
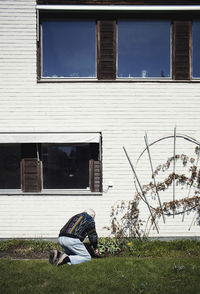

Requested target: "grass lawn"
[{"left": 0, "top": 257, "right": 200, "bottom": 294}]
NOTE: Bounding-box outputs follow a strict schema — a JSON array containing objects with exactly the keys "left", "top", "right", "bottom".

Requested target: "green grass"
[
  {"left": 121, "top": 239, "right": 200, "bottom": 257},
  {"left": 1, "top": 239, "right": 200, "bottom": 293},
  {"left": 0, "top": 257, "right": 200, "bottom": 294}
]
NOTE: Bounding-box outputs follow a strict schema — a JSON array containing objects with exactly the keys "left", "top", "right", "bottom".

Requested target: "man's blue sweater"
[{"left": 59, "top": 212, "right": 98, "bottom": 249}]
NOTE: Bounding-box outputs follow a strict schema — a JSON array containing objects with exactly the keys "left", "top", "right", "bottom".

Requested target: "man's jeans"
[{"left": 58, "top": 236, "right": 91, "bottom": 265}]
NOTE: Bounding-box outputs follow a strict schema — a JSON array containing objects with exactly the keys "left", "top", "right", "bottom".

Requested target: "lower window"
[
  {"left": 42, "top": 143, "right": 99, "bottom": 189},
  {"left": 0, "top": 144, "right": 21, "bottom": 189},
  {"left": 0, "top": 143, "right": 101, "bottom": 192}
]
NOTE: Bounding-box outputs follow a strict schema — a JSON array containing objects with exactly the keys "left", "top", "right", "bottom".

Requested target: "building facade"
[{"left": 1, "top": 0, "right": 200, "bottom": 239}]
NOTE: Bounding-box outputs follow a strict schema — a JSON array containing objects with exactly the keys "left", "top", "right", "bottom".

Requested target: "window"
[
  {"left": 192, "top": 21, "right": 200, "bottom": 78},
  {"left": 42, "top": 144, "right": 99, "bottom": 189},
  {"left": 41, "top": 20, "right": 96, "bottom": 78},
  {"left": 0, "top": 143, "right": 101, "bottom": 193},
  {"left": 118, "top": 20, "right": 171, "bottom": 78},
  {"left": 37, "top": 8, "right": 197, "bottom": 81},
  {"left": 0, "top": 144, "right": 21, "bottom": 189}
]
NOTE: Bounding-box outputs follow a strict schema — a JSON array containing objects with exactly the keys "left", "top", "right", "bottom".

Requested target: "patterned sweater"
[{"left": 59, "top": 212, "right": 98, "bottom": 249}]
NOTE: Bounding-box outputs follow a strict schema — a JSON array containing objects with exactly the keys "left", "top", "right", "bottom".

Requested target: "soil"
[
  {"left": 0, "top": 243, "right": 100, "bottom": 260},
  {"left": 0, "top": 250, "right": 49, "bottom": 259}
]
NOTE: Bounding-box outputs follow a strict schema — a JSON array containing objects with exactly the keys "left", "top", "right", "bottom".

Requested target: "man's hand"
[
  {"left": 94, "top": 248, "right": 99, "bottom": 255},
  {"left": 93, "top": 248, "right": 102, "bottom": 258}
]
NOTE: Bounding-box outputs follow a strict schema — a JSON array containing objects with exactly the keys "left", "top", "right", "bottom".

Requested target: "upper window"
[
  {"left": 117, "top": 20, "right": 171, "bottom": 78},
  {"left": 37, "top": 9, "right": 197, "bottom": 81},
  {"left": 41, "top": 20, "right": 96, "bottom": 78},
  {"left": 192, "top": 21, "right": 200, "bottom": 78}
]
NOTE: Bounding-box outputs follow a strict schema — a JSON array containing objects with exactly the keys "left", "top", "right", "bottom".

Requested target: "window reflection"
[
  {"left": 192, "top": 21, "right": 200, "bottom": 78},
  {"left": 118, "top": 20, "right": 171, "bottom": 78},
  {"left": 42, "top": 20, "right": 96, "bottom": 78},
  {"left": 42, "top": 144, "right": 99, "bottom": 189}
]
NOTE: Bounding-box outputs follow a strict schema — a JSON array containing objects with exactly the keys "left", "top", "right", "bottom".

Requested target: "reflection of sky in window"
[
  {"left": 193, "top": 21, "right": 200, "bottom": 78},
  {"left": 58, "top": 146, "right": 75, "bottom": 157},
  {"left": 118, "top": 20, "right": 171, "bottom": 78},
  {"left": 42, "top": 20, "right": 96, "bottom": 78}
]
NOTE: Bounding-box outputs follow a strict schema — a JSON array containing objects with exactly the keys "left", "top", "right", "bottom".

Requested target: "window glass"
[
  {"left": 118, "top": 20, "right": 171, "bottom": 78},
  {"left": 42, "top": 144, "right": 98, "bottom": 189},
  {"left": 21, "top": 143, "right": 40, "bottom": 158},
  {"left": 42, "top": 20, "right": 96, "bottom": 78},
  {"left": 192, "top": 21, "right": 200, "bottom": 78},
  {"left": 0, "top": 144, "right": 21, "bottom": 189}
]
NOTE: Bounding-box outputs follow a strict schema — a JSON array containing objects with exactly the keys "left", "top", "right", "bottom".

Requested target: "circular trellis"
[{"left": 123, "top": 130, "right": 200, "bottom": 234}]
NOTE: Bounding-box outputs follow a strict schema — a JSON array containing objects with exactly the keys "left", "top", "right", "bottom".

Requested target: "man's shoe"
[
  {"left": 54, "top": 253, "right": 70, "bottom": 266},
  {"left": 49, "top": 249, "right": 59, "bottom": 265}
]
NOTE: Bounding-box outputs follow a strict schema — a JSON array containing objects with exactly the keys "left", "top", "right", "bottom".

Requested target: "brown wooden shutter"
[
  {"left": 173, "top": 21, "right": 192, "bottom": 80},
  {"left": 21, "top": 158, "right": 42, "bottom": 192},
  {"left": 97, "top": 20, "right": 116, "bottom": 80},
  {"left": 89, "top": 159, "right": 102, "bottom": 192}
]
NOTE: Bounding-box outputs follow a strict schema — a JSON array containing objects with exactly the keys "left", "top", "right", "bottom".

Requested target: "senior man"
[{"left": 49, "top": 209, "right": 98, "bottom": 266}]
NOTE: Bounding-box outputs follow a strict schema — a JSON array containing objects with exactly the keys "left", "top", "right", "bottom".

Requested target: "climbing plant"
[{"left": 109, "top": 141, "right": 200, "bottom": 238}]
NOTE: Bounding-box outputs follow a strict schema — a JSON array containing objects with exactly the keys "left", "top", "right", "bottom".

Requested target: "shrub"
[
  {"left": 98, "top": 238, "right": 200, "bottom": 257},
  {"left": 98, "top": 238, "right": 126, "bottom": 255}
]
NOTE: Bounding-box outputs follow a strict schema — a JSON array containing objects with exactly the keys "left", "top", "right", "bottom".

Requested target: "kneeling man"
[{"left": 49, "top": 209, "right": 98, "bottom": 266}]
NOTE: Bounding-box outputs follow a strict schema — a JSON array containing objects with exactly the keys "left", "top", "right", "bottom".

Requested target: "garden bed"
[{"left": 1, "top": 238, "right": 200, "bottom": 259}]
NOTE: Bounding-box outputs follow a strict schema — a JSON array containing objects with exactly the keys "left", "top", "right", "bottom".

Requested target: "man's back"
[{"left": 59, "top": 212, "right": 98, "bottom": 248}]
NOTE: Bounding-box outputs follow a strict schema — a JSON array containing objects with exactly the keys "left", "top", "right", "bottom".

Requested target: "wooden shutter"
[
  {"left": 173, "top": 21, "right": 191, "bottom": 80},
  {"left": 21, "top": 158, "right": 42, "bottom": 192},
  {"left": 89, "top": 159, "right": 102, "bottom": 192},
  {"left": 97, "top": 20, "right": 116, "bottom": 80}
]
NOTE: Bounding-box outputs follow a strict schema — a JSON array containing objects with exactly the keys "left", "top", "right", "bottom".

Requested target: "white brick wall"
[{"left": 0, "top": 0, "right": 200, "bottom": 239}]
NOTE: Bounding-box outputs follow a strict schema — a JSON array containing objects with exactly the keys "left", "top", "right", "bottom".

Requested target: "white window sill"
[
  {"left": 38, "top": 78, "right": 200, "bottom": 83},
  {"left": 38, "top": 78, "right": 98, "bottom": 82},
  {"left": 0, "top": 189, "right": 102, "bottom": 196}
]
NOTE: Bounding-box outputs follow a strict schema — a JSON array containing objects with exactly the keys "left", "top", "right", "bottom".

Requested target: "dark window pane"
[
  {"left": 118, "top": 20, "right": 171, "bottom": 78},
  {"left": 0, "top": 144, "right": 21, "bottom": 189},
  {"left": 42, "top": 144, "right": 98, "bottom": 189},
  {"left": 42, "top": 20, "right": 96, "bottom": 78},
  {"left": 21, "top": 143, "right": 41, "bottom": 158},
  {"left": 193, "top": 21, "right": 200, "bottom": 78}
]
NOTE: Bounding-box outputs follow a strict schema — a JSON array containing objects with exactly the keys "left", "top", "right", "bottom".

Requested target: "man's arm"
[{"left": 88, "top": 230, "right": 98, "bottom": 249}]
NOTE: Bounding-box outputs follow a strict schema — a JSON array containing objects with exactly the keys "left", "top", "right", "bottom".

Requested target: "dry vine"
[
  {"left": 109, "top": 146, "right": 200, "bottom": 237},
  {"left": 137, "top": 146, "right": 200, "bottom": 224},
  {"left": 108, "top": 200, "right": 143, "bottom": 238}
]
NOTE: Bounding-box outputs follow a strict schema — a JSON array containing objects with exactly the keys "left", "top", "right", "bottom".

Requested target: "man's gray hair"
[{"left": 85, "top": 208, "right": 96, "bottom": 217}]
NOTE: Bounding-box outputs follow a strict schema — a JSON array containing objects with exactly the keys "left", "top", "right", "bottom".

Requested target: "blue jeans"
[{"left": 58, "top": 236, "right": 91, "bottom": 265}]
